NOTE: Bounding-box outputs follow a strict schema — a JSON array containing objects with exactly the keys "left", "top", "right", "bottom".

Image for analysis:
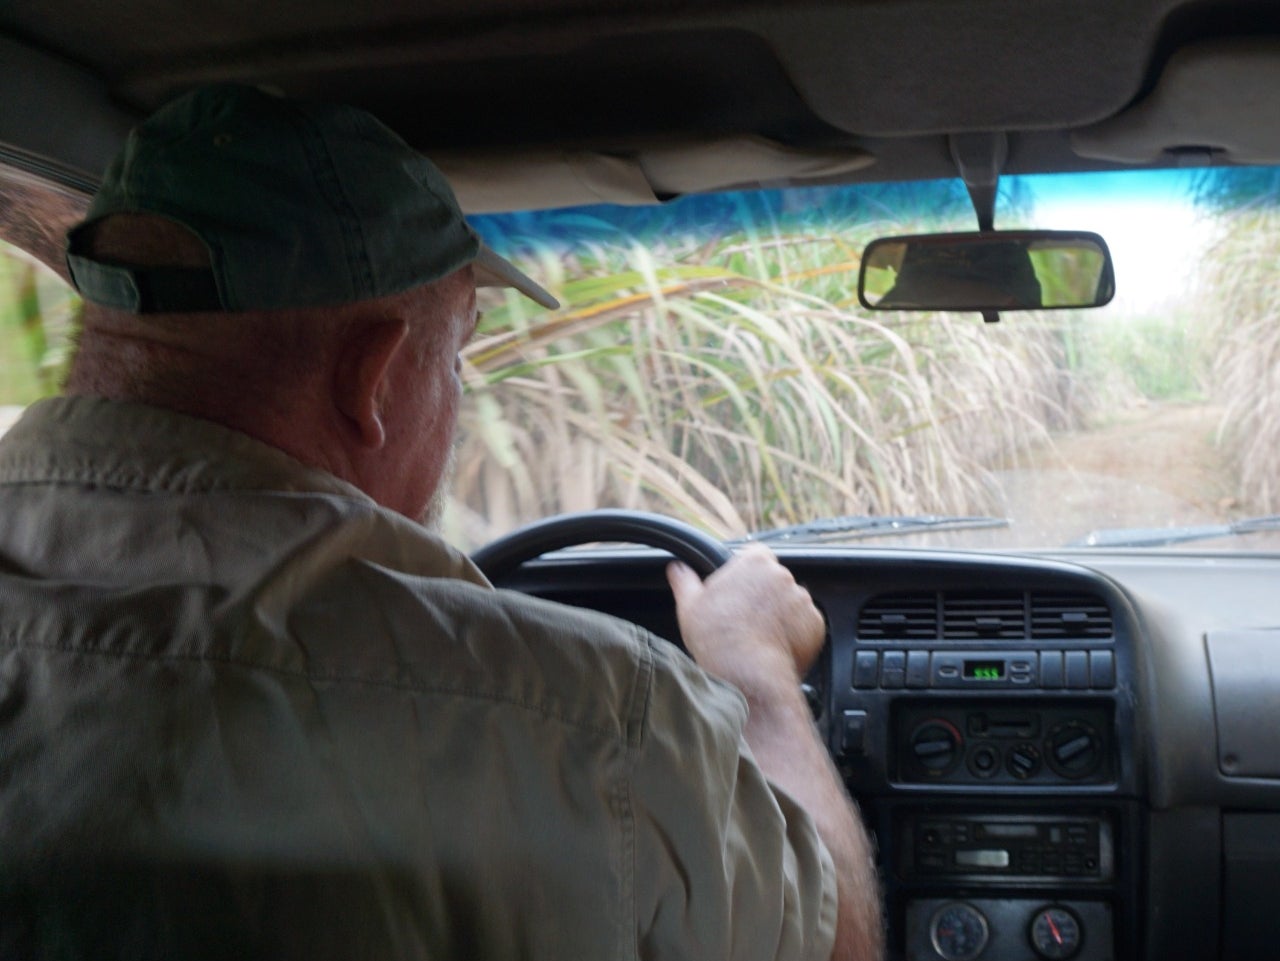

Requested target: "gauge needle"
[{"left": 1047, "top": 914, "right": 1063, "bottom": 944}]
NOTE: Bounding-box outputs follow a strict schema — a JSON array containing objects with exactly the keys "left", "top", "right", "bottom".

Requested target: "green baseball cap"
[{"left": 66, "top": 83, "right": 559, "bottom": 312}]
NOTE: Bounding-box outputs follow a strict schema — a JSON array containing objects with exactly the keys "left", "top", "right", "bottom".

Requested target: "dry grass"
[
  {"left": 1204, "top": 198, "right": 1280, "bottom": 512},
  {"left": 446, "top": 224, "right": 1071, "bottom": 549}
]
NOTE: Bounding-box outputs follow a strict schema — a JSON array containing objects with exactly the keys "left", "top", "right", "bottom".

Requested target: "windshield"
[
  {"left": 4, "top": 166, "right": 1279, "bottom": 552},
  {"left": 460, "top": 166, "right": 1280, "bottom": 552}
]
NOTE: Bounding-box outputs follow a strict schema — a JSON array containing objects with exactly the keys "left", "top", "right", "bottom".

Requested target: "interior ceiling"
[{"left": 3, "top": 0, "right": 1280, "bottom": 212}]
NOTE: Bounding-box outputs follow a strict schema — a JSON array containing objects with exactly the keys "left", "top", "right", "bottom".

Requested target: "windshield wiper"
[
  {"left": 741, "top": 514, "right": 1009, "bottom": 544},
  {"left": 1069, "top": 514, "right": 1280, "bottom": 548}
]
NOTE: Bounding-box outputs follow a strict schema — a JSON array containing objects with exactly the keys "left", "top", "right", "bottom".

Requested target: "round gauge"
[
  {"left": 1029, "top": 905, "right": 1082, "bottom": 959},
  {"left": 929, "top": 901, "right": 989, "bottom": 961}
]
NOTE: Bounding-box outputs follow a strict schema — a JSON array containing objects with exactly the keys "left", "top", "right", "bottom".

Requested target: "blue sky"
[{"left": 1017, "top": 169, "right": 1208, "bottom": 310}]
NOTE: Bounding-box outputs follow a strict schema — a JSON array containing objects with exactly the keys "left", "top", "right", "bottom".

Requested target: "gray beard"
[{"left": 417, "top": 443, "right": 457, "bottom": 530}]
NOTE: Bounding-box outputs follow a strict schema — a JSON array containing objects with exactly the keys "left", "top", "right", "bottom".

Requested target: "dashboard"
[{"left": 491, "top": 543, "right": 1280, "bottom": 961}]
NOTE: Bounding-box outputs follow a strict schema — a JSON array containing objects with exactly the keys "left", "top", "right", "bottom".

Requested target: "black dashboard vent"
[
  {"left": 941, "top": 593, "right": 1027, "bottom": 639},
  {"left": 1030, "top": 593, "right": 1114, "bottom": 639},
  {"left": 857, "top": 593, "right": 939, "bottom": 640}
]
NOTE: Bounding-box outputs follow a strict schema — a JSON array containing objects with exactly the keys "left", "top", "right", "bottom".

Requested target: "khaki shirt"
[{"left": 0, "top": 396, "right": 836, "bottom": 960}]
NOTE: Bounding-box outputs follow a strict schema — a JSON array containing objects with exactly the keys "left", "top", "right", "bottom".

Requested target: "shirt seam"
[
  {"left": 619, "top": 625, "right": 652, "bottom": 961},
  {"left": 0, "top": 465, "right": 365, "bottom": 501},
  {"left": 0, "top": 636, "right": 625, "bottom": 741}
]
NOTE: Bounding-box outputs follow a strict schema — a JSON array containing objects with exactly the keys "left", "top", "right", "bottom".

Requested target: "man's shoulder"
[{"left": 293, "top": 561, "right": 738, "bottom": 747}]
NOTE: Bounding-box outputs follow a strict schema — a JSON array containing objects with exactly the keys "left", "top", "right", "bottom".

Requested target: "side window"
[{"left": 0, "top": 239, "right": 79, "bottom": 435}]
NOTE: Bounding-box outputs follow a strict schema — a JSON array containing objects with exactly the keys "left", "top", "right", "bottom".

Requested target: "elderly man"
[{"left": 0, "top": 84, "right": 881, "bottom": 960}]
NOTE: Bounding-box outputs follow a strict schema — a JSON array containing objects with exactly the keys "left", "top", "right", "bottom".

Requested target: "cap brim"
[{"left": 474, "top": 245, "right": 559, "bottom": 309}]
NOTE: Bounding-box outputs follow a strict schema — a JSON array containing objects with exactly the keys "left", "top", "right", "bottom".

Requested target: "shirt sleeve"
[{"left": 630, "top": 636, "right": 839, "bottom": 961}]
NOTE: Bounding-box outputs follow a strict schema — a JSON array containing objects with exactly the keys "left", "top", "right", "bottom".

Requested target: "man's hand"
[
  {"left": 666, "top": 542, "right": 826, "bottom": 698},
  {"left": 666, "top": 544, "right": 884, "bottom": 961}
]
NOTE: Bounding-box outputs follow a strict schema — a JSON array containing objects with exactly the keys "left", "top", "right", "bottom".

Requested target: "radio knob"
[
  {"left": 909, "top": 719, "right": 963, "bottom": 776},
  {"left": 1046, "top": 720, "right": 1103, "bottom": 779}
]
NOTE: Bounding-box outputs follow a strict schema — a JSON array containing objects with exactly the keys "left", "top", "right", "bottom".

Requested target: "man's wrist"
[{"left": 696, "top": 646, "right": 800, "bottom": 703}]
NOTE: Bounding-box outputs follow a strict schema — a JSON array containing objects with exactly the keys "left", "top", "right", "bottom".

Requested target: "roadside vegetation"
[
  {"left": 0, "top": 242, "right": 76, "bottom": 406},
  {"left": 0, "top": 167, "right": 1262, "bottom": 548},
  {"left": 1057, "top": 307, "right": 1209, "bottom": 419},
  {"left": 1198, "top": 170, "right": 1280, "bottom": 513}
]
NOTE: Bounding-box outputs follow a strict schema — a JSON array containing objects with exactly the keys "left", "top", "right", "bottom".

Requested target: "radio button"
[
  {"left": 1040, "top": 651, "right": 1064, "bottom": 688},
  {"left": 1009, "top": 653, "right": 1037, "bottom": 686},
  {"left": 921, "top": 823, "right": 948, "bottom": 846},
  {"left": 906, "top": 650, "right": 931, "bottom": 688},
  {"left": 1090, "top": 650, "right": 1116, "bottom": 688},
  {"left": 1064, "top": 650, "right": 1090, "bottom": 689},
  {"left": 853, "top": 650, "right": 879, "bottom": 688},
  {"left": 932, "top": 653, "right": 963, "bottom": 686},
  {"left": 881, "top": 650, "right": 907, "bottom": 688}
]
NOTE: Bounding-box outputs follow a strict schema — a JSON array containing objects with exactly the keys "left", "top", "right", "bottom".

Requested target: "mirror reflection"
[{"left": 859, "top": 231, "right": 1115, "bottom": 311}]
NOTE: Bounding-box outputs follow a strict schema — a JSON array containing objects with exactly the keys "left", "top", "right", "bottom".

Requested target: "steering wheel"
[
  {"left": 471, "top": 509, "right": 734, "bottom": 582},
  {"left": 473, "top": 509, "right": 823, "bottom": 717}
]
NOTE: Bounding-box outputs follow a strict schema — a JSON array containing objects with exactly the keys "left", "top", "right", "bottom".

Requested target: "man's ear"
[{"left": 333, "top": 317, "right": 410, "bottom": 449}]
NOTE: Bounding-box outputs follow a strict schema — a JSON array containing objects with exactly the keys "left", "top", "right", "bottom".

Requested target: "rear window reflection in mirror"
[{"left": 858, "top": 230, "right": 1115, "bottom": 312}]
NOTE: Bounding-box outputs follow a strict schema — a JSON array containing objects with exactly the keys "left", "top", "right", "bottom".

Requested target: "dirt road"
[{"left": 987, "top": 401, "right": 1239, "bottom": 547}]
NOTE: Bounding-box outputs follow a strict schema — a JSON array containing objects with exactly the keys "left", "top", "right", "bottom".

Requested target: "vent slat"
[
  {"left": 942, "top": 593, "right": 1025, "bottom": 640},
  {"left": 1030, "top": 592, "right": 1114, "bottom": 639},
  {"left": 857, "top": 593, "right": 938, "bottom": 640},
  {"left": 858, "top": 590, "right": 1114, "bottom": 642}
]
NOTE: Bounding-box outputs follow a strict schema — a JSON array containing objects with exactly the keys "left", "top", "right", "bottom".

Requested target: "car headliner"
[{"left": 2, "top": 0, "right": 1280, "bottom": 274}]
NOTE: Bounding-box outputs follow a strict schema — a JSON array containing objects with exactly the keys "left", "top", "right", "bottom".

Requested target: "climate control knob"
[
  {"left": 1045, "top": 720, "right": 1103, "bottom": 779},
  {"left": 1007, "top": 741, "right": 1042, "bottom": 780},
  {"left": 909, "top": 719, "right": 963, "bottom": 776}
]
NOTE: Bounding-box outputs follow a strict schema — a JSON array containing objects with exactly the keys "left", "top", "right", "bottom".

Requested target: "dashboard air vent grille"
[
  {"left": 941, "top": 593, "right": 1027, "bottom": 639},
  {"left": 857, "top": 593, "right": 938, "bottom": 640},
  {"left": 858, "top": 589, "right": 1115, "bottom": 642},
  {"left": 1030, "top": 593, "right": 1114, "bottom": 639}
]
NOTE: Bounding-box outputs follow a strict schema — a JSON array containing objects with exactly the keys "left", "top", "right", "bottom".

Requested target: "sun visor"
[
  {"left": 437, "top": 137, "right": 875, "bottom": 213},
  {"left": 1071, "top": 39, "right": 1280, "bottom": 165},
  {"left": 638, "top": 136, "right": 875, "bottom": 196},
  {"left": 436, "top": 151, "right": 660, "bottom": 213}
]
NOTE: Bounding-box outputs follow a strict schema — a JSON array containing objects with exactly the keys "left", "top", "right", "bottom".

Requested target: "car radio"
[{"left": 899, "top": 813, "right": 1113, "bottom": 883}]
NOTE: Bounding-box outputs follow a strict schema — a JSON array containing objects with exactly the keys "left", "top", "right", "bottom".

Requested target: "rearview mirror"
[{"left": 858, "top": 230, "right": 1115, "bottom": 312}]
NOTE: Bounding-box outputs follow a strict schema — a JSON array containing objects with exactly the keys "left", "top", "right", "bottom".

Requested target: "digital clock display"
[{"left": 964, "top": 660, "right": 1005, "bottom": 680}]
